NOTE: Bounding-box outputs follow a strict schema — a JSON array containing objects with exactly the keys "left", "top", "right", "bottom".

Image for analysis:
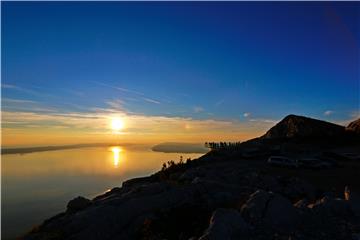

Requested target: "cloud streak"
[
  {"left": 142, "top": 97, "right": 161, "bottom": 104},
  {"left": 93, "top": 81, "right": 162, "bottom": 105},
  {"left": 2, "top": 105, "right": 275, "bottom": 143}
]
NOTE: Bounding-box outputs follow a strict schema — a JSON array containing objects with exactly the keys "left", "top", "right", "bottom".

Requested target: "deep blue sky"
[{"left": 2, "top": 2, "right": 360, "bottom": 122}]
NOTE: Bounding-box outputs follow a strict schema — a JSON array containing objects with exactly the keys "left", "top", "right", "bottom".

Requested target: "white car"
[{"left": 267, "top": 156, "right": 298, "bottom": 168}]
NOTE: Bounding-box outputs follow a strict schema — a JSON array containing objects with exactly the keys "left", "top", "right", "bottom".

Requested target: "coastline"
[
  {"left": 19, "top": 116, "right": 360, "bottom": 240},
  {"left": 21, "top": 142, "right": 360, "bottom": 240}
]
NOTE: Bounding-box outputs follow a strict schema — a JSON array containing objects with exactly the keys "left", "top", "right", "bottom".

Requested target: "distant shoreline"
[
  {"left": 1, "top": 142, "right": 210, "bottom": 155},
  {"left": 1, "top": 143, "right": 122, "bottom": 155},
  {"left": 151, "top": 142, "right": 209, "bottom": 154}
]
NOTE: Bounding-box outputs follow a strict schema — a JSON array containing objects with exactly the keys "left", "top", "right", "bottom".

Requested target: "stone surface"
[
  {"left": 66, "top": 196, "right": 91, "bottom": 213},
  {"left": 241, "top": 190, "right": 300, "bottom": 233},
  {"left": 199, "top": 208, "right": 251, "bottom": 240},
  {"left": 346, "top": 118, "right": 360, "bottom": 134}
]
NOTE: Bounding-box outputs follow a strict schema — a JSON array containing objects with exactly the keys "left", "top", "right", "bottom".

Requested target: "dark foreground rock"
[
  {"left": 199, "top": 208, "right": 251, "bottom": 240},
  {"left": 66, "top": 196, "right": 91, "bottom": 213},
  {"left": 22, "top": 159, "right": 360, "bottom": 240},
  {"left": 241, "top": 190, "right": 300, "bottom": 233}
]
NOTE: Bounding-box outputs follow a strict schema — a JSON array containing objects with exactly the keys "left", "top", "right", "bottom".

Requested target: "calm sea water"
[{"left": 1, "top": 145, "right": 203, "bottom": 240}]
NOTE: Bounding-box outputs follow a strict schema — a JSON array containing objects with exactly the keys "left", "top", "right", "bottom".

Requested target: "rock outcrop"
[
  {"left": 240, "top": 190, "right": 300, "bottom": 233},
  {"left": 199, "top": 208, "right": 251, "bottom": 240},
  {"left": 23, "top": 161, "right": 359, "bottom": 240},
  {"left": 66, "top": 196, "right": 91, "bottom": 213},
  {"left": 261, "top": 114, "right": 345, "bottom": 139},
  {"left": 346, "top": 118, "right": 360, "bottom": 134}
]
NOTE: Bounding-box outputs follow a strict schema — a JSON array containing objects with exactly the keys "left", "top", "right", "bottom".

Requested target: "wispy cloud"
[
  {"left": 350, "top": 110, "right": 360, "bottom": 119},
  {"left": 249, "top": 118, "right": 278, "bottom": 124},
  {"left": 2, "top": 105, "right": 276, "bottom": 140},
  {"left": 142, "top": 97, "right": 161, "bottom": 104},
  {"left": 193, "top": 106, "right": 204, "bottom": 113},
  {"left": 2, "top": 84, "right": 31, "bottom": 93},
  {"left": 324, "top": 110, "right": 334, "bottom": 116},
  {"left": 215, "top": 99, "right": 224, "bottom": 107},
  {"left": 2, "top": 110, "right": 231, "bottom": 132},
  {"left": 2, "top": 98, "right": 36, "bottom": 104},
  {"left": 2, "top": 105, "right": 282, "bottom": 147},
  {"left": 93, "top": 81, "right": 162, "bottom": 104},
  {"left": 1, "top": 83, "right": 54, "bottom": 98},
  {"left": 63, "top": 89, "right": 85, "bottom": 97},
  {"left": 2, "top": 84, "right": 18, "bottom": 89},
  {"left": 332, "top": 110, "right": 360, "bottom": 126},
  {"left": 243, "top": 112, "right": 251, "bottom": 118},
  {"left": 92, "top": 81, "right": 144, "bottom": 96},
  {"left": 2, "top": 97, "right": 57, "bottom": 113},
  {"left": 1, "top": 89, "right": 279, "bottom": 144},
  {"left": 106, "top": 99, "right": 125, "bottom": 110}
]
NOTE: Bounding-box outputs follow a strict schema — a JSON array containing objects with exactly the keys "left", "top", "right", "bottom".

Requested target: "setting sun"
[{"left": 111, "top": 118, "right": 125, "bottom": 132}]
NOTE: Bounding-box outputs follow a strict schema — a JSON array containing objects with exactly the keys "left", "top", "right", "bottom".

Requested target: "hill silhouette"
[{"left": 260, "top": 114, "right": 345, "bottom": 139}]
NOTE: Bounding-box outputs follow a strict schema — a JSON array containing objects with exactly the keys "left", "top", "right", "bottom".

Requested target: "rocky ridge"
[
  {"left": 261, "top": 115, "right": 346, "bottom": 139},
  {"left": 23, "top": 115, "right": 360, "bottom": 240},
  {"left": 347, "top": 118, "right": 360, "bottom": 134}
]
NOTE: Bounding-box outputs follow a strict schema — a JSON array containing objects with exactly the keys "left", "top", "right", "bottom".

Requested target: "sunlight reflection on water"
[
  {"left": 1, "top": 146, "right": 203, "bottom": 240},
  {"left": 110, "top": 146, "right": 122, "bottom": 168}
]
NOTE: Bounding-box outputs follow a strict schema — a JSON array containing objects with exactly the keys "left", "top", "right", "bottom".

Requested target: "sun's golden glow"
[
  {"left": 111, "top": 118, "right": 125, "bottom": 132},
  {"left": 111, "top": 146, "right": 122, "bottom": 167}
]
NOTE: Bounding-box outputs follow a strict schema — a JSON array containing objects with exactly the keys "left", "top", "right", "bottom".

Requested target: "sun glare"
[{"left": 111, "top": 118, "right": 125, "bottom": 132}]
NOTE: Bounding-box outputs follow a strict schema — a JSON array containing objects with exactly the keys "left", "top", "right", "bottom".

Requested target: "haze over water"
[{"left": 2, "top": 146, "right": 203, "bottom": 240}]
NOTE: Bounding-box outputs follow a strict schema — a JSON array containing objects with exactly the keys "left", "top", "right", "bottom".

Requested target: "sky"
[{"left": 2, "top": 2, "right": 360, "bottom": 146}]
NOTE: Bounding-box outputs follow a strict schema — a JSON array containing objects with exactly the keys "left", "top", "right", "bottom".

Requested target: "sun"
[{"left": 111, "top": 118, "right": 125, "bottom": 132}]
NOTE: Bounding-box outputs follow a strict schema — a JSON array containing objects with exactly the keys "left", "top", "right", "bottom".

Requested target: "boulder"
[
  {"left": 240, "top": 190, "right": 271, "bottom": 224},
  {"left": 312, "top": 196, "right": 352, "bottom": 217},
  {"left": 282, "top": 178, "right": 317, "bottom": 201},
  {"left": 264, "top": 194, "right": 300, "bottom": 232},
  {"left": 122, "top": 176, "right": 152, "bottom": 188},
  {"left": 346, "top": 190, "right": 360, "bottom": 217},
  {"left": 67, "top": 196, "right": 91, "bottom": 213},
  {"left": 199, "top": 208, "right": 251, "bottom": 240},
  {"left": 241, "top": 190, "right": 300, "bottom": 233}
]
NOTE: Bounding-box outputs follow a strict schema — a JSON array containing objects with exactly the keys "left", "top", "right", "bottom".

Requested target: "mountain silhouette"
[{"left": 260, "top": 114, "right": 345, "bottom": 139}]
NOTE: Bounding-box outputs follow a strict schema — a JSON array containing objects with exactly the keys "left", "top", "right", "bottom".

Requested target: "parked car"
[
  {"left": 322, "top": 152, "right": 353, "bottom": 162},
  {"left": 318, "top": 155, "right": 342, "bottom": 168},
  {"left": 297, "top": 158, "right": 331, "bottom": 169},
  {"left": 267, "top": 156, "right": 298, "bottom": 168},
  {"left": 342, "top": 153, "right": 360, "bottom": 161}
]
